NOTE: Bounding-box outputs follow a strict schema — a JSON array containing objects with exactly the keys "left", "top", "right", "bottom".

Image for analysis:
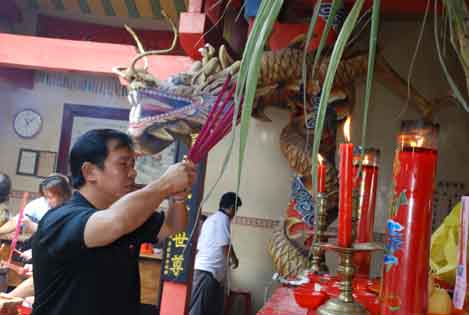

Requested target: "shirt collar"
[{"left": 71, "top": 191, "right": 97, "bottom": 209}]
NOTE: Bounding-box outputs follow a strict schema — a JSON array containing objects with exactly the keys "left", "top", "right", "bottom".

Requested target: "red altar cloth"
[{"left": 257, "top": 286, "right": 307, "bottom": 315}]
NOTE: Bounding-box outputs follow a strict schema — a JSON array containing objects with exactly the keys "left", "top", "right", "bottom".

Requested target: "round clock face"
[{"left": 13, "top": 109, "right": 43, "bottom": 139}]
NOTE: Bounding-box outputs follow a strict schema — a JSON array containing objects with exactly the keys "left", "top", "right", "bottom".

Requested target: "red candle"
[
  {"left": 352, "top": 149, "right": 380, "bottom": 276},
  {"left": 380, "top": 120, "right": 439, "bottom": 315},
  {"left": 338, "top": 117, "right": 353, "bottom": 248},
  {"left": 317, "top": 154, "right": 326, "bottom": 193}
]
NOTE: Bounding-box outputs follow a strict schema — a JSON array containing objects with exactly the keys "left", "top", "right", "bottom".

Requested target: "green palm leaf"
[
  {"left": 311, "top": 0, "right": 366, "bottom": 195},
  {"left": 358, "top": 0, "right": 380, "bottom": 172},
  {"left": 435, "top": 0, "right": 469, "bottom": 111},
  {"left": 205, "top": 0, "right": 284, "bottom": 207},
  {"left": 236, "top": 0, "right": 284, "bottom": 195},
  {"left": 302, "top": 0, "right": 323, "bottom": 113}
]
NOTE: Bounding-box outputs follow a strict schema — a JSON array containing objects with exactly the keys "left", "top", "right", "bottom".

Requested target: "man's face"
[
  {"left": 43, "top": 190, "right": 67, "bottom": 208},
  {"left": 94, "top": 141, "right": 137, "bottom": 203},
  {"left": 227, "top": 206, "right": 239, "bottom": 219}
]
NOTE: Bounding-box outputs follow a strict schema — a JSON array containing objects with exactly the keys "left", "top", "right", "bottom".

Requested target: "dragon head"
[{"left": 117, "top": 44, "right": 240, "bottom": 155}]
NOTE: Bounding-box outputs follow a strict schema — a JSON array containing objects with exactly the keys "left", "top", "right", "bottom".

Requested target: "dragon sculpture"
[{"left": 115, "top": 40, "right": 436, "bottom": 278}]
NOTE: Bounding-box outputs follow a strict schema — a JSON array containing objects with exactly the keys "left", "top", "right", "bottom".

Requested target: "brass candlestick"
[
  {"left": 311, "top": 192, "right": 329, "bottom": 274},
  {"left": 317, "top": 242, "right": 383, "bottom": 315}
]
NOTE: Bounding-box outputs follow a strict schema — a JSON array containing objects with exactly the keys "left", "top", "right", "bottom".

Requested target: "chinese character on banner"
[
  {"left": 170, "top": 255, "right": 185, "bottom": 277},
  {"left": 161, "top": 233, "right": 191, "bottom": 282},
  {"left": 172, "top": 232, "right": 189, "bottom": 248}
]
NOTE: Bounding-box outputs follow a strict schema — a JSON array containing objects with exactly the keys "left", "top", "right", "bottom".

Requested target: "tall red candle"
[
  {"left": 380, "top": 120, "right": 439, "bottom": 315},
  {"left": 317, "top": 154, "right": 326, "bottom": 193},
  {"left": 352, "top": 148, "right": 380, "bottom": 276},
  {"left": 338, "top": 117, "right": 353, "bottom": 248}
]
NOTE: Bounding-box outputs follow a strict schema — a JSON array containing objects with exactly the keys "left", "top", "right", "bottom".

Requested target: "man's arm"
[
  {"left": 0, "top": 216, "right": 18, "bottom": 235},
  {"left": 223, "top": 245, "right": 239, "bottom": 269},
  {"left": 84, "top": 161, "right": 195, "bottom": 248},
  {"left": 8, "top": 277, "right": 34, "bottom": 298},
  {"left": 157, "top": 197, "right": 188, "bottom": 240}
]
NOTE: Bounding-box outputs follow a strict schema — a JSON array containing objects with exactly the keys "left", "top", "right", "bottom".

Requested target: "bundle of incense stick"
[
  {"left": 7, "top": 192, "right": 29, "bottom": 265},
  {"left": 187, "top": 77, "right": 242, "bottom": 163}
]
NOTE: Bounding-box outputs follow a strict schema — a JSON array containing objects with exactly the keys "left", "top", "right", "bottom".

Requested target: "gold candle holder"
[
  {"left": 311, "top": 192, "right": 329, "bottom": 274},
  {"left": 317, "top": 242, "right": 383, "bottom": 315}
]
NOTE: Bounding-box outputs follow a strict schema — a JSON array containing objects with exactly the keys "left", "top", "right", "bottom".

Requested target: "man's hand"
[
  {"left": 230, "top": 255, "right": 239, "bottom": 269},
  {"left": 20, "top": 217, "right": 37, "bottom": 234},
  {"left": 20, "top": 250, "right": 32, "bottom": 262},
  {"left": 160, "top": 160, "right": 197, "bottom": 196}
]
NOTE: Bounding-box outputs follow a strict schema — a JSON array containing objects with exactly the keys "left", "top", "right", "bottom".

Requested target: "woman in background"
[
  {"left": 0, "top": 174, "right": 72, "bottom": 237},
  {"left": 0, "top": 174, "right": 11, "bottom": 227},
  {"left": 0, "top": 174, "right": 72, "bottom": 306}
]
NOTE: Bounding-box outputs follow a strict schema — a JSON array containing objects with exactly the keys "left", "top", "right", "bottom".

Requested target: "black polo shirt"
[{"left": 32, "top": 192, "right": 165, "bottom": 315}]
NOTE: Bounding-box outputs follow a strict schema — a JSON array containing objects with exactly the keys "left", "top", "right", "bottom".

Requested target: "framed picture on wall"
[
  {"left": 57, "top": 104, "right": 178, "bottom": 188},
  {"left": 16, "top": 149, "right": 38, "bottom": 176},
  {"left": 16, "top": 149, "right": 57, "bottom": 178}
]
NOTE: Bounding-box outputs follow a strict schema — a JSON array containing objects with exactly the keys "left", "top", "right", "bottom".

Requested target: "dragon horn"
[
  {"left": 124, "top": 24, "right": 148, "bottom": 71},
  {"left": 219, "top": 45, "right": 235, "bottom": 69},
  {"left": 128, "top": 9, "right": 178, "bottom": 79}
]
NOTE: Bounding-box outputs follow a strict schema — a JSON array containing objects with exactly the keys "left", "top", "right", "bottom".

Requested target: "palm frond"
[
  {"left": 357, "top": 0, "right": 381, "bottom": 173},
  {"left": 311, "top": 0, "right": 366, "bottom": 194},
  {"left": 435, "top": 0, "right": 469, "bottom": 111}
]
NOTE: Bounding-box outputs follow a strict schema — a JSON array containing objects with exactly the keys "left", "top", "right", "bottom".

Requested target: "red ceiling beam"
[
  {"left": 0, "top": 32, "right": 193, "bottom": 80},
  {"left": 187, "top": 0, "right": 204, "bottom": 12},
  {"left": 179, "top": 0, "right": 247, "bottom": 59},
  {"left": 36, "top": 15, "right": 185, "bottom": 55}
]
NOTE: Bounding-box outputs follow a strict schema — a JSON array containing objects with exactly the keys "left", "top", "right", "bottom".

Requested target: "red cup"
[{"left": 293, "top": 288, "right": 329, "bottom": 310}]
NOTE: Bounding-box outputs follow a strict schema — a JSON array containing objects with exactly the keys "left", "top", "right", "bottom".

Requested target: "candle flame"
[
  {"left": 317, "top": 154, "right": 324, "bottom": 164},
  {"left": 410, "top": 136, "right": 424, "bottom": 148},
  {"left": 343, "top": 117, "right": 351, "bottom": 142}
]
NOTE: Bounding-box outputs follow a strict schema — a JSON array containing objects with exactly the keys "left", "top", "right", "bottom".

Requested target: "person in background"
[
  {"left": 32, "top": 129, "right": 196, "bottom": 315},
  {"left": 0, "top": 174, "right": 72, "bottom": 304},
  {"left": 189, "top": 192, "right": 241, "bottom": 315},
  {"left": 0, "top": 174, "right": 72, "bottom": 238},
  {"left": 0, "top": 174, "right": 12, "bottom": 226}
]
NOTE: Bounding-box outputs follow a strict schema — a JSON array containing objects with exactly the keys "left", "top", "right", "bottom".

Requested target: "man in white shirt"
[{"left": 189, "top": 192, "right": 241, "bottom": 315}]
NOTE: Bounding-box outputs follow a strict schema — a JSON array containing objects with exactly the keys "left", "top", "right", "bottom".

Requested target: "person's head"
[
  {"left": 0, "top": 173, "right": 11, "bottom": 204},
  {"left": 70, "top": 129, "right": 136, "bottom": 205},
  {"left": 40, "top": 174, "right": 72, "bottom": 208},
  {"left": 219, "top": 192, "right": 242, "bottom": 218}
]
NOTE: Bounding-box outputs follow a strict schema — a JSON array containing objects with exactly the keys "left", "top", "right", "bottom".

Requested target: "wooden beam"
[
  {"left": 179, "top": 12, "right": 209, "bottom": 59},
  {"left": 187, "top": 0, "right": 204, "bottom": 12},
  {"left": 0, "top": 0, "right": 22, "bottom": 23},
  {"left": 0, "top": 68, "right": 34, "bottom": 89},
  {"left": 0, "top": 32, "right": 193, "bottom": 80},
  {"left": 204, "top": 0, "right": 224, "bottom": 25}
]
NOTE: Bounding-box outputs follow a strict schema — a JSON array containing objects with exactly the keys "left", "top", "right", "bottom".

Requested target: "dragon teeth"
[
  {"left": 135, "top": 104, "right": 142, "bottom": 121},
  {"left": 129, "top": 106, "right": 136, "bottom": 123}
]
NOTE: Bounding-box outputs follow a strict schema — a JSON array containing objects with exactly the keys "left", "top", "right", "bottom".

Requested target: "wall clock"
[{"left": 13, "top": 109, "right": 43, "bottom": 139}]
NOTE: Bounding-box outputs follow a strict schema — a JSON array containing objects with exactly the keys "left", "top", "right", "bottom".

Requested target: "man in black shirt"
[{"left": 32, "top": 129, "right": 196, "bottom": 315}]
